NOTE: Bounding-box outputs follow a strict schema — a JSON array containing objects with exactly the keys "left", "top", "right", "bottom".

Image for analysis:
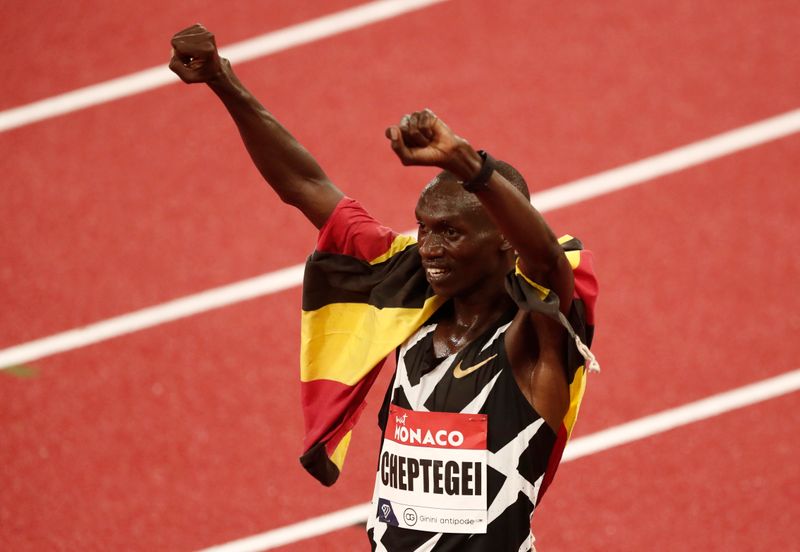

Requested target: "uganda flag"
[
  {"left": 298, "top": 198, "right": 598, "bottom": 487},
  {"left": 299, "top": 198, "right": 444, "bottom": 486}
]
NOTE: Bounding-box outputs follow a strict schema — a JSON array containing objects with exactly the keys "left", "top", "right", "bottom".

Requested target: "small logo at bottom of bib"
[{"left": 377, "top": 498, "right": 399, "bottom": 526}]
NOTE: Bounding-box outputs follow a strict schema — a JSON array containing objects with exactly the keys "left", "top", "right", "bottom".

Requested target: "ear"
[{"left": 499, "top": 235, "right": 513, "bottom": 252}]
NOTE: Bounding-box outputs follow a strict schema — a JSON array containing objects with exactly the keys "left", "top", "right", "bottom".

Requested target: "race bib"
[{"left": 375, "top": 405, "right": 488, "bottom": 534}]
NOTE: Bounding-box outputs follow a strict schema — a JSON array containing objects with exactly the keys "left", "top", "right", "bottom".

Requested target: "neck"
[
  {"left": 434, "top": 279, "right": 514, "bottom": 357},
  {"left": 451, "top": 284, "right": 513, "bottom": 327},
  {"left": 450, "top": 254, "right": 515, "bottom": 326}
]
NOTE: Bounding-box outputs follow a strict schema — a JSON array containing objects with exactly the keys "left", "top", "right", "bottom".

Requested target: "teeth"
[{"left": 427, "top": 268, "right": 446, "bottom": 277}]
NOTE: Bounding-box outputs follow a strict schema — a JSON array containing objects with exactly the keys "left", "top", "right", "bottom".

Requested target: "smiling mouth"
[{"left": 425, "top": 267, "right": 450, "bottom": 282}]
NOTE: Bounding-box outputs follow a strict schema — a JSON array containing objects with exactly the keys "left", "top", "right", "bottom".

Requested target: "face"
[{"left": 414, "top": 176, "right": 511, "bottom": 298}]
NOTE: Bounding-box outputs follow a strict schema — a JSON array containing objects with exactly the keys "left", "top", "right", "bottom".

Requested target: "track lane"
[
  {"left": 275, "top": 388, "right": 800, "bottom": 551},
  {"left": 3, "top": 137, "right": 798, "bottom": 550},
  {"left": 532, "top": 391, "right": 800, "bottom": 551},
  {"left": 3, "top": 0, "right": 799, "bottom": 347},
  {"left": 1, "top": 288, "right": 385, "bottom": 552},
  {"left": 198, "top": 369, "right": 800, "bottom": 551},
  {"left": 3, "top": 1, "right": 800, "bottom": 550},
  {"left": 1, "top": 0, "right": 365, "bottom": 111},
  {"left": 546, "top": 133, "right": 800, "bottom": 434},
  {"left": 4, "top": 107, "right": 799, "bottom": 369},
  {"left": 0, "top": 0, "right": 452, "bottom": 133}
]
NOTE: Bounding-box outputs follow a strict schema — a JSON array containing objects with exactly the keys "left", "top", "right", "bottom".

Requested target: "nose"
[{"left": 419, "top": 233, "right": 444, "bottom": 259}]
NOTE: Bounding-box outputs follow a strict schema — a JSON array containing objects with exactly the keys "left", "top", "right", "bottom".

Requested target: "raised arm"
[
  {"left": 386, "top": 109, "right": 574, "bottom": 429},
  {"left": 169, "top": 24, "right": 343, "bottom": 228},
  {"left": 385, "top": 109, "right": 573, "bottom": 312}
]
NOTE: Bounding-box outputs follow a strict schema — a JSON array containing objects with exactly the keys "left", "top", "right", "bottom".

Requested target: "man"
[{"left": 169, "top": 24, "right": 598, "bottom": 551}]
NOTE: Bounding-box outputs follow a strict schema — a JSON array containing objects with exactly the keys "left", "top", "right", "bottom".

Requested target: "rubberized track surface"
[{"left": 1, "top": 1, "right": 798, "bottom": 550}]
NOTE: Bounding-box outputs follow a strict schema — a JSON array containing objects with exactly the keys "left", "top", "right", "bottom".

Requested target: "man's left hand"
[{"left": 385, "top": 109, "right": 476, "bottom": 177}]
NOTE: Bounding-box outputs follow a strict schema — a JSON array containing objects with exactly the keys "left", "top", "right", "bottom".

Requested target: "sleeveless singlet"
[{"left": 367, "top": 308, "right": 555, "bottom": 552}]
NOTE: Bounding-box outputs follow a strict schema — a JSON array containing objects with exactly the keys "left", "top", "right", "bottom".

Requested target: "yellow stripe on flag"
[
  {"left": 514, "top": 259, "right": 551, "bottom": 300},
  {"left": 563, "top": 365, "right": 587, "bottom": 437},
  {"left": 300, "top": 296, "right": 444, "bottom": 384},
  {"left": 329, "top": 430, "right": 352, "bottom": 470},
  {"left": 565, "top": 250, "right": 581, "bottom": 269},
  {"left": 369, "top": 234, "right": 416, "bottom": 265}
]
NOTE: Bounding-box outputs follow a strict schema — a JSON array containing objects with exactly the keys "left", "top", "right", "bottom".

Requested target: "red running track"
[{"left": 1, "top": 1, "right": 799, "bottom": 550}]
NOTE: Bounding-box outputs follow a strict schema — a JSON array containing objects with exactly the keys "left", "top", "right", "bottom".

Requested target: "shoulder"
[{"left": 316, "top": 197, "right": 412, "bottom": 262}]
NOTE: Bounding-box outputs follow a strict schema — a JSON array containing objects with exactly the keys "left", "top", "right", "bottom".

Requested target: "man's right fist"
[{"left": 169, "top": 24, "right": 224, "bottom": 84}]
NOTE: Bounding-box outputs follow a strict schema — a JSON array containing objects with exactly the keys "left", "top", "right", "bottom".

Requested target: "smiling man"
[{"left": 170, "top": 24, "right": 598, "bottom": 552}]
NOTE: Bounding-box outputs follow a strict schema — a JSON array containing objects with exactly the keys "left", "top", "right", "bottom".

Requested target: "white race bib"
[{"left": 375, "top": 405, "right": 488, "bottom": 534}]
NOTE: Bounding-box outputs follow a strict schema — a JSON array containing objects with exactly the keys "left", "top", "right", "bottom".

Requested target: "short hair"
[
  {"left": 493, "top": 159, "right": 530, "bottom": 200},
  {"left": 428, "top": 159, "right": 530, "bottom": 200}
]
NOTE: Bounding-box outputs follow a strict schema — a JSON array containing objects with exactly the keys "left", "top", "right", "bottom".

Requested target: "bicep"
[{"left": 279, "top": 177, "right": 344, "bottom": 229}]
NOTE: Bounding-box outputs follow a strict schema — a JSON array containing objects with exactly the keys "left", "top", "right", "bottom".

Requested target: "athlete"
[{"left": 170, "top": 24, "right": 598, "bottom": 551}]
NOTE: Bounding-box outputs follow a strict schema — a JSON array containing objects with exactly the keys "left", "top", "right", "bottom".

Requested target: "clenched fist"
[
  {"left": 385, "top": 109, "right": 480, "bottom": 180},
  {"left": 169, "top": 24, "right": 226, "bottom": 84}
]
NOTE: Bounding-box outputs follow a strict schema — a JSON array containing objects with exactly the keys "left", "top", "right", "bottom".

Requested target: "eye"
[{"left": 444, "top": 226, "right": 459, "bottom": 239}]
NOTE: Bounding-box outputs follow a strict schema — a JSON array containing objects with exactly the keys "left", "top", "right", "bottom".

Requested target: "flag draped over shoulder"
[
  {"left": 299, "top": 198, "right": 598, "bottom": 488},
  {"left": 299, "top": 198, "right": 444, "bottom": 486}
]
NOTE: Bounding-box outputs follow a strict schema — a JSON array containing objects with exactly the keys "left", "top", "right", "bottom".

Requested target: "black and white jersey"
[{"left": 367, "top": 309, "right": 556, "bottom": 552}]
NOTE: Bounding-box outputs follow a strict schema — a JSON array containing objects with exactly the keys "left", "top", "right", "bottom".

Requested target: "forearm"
[
  {"left": 207, "top": 62, "right": 343, "bottom": 227},
  {"left": 446, "top": 144, "right": 568, "bottom": 293},
  {"left": 384, "top": 108, "right": 574, "bottom": 309}
]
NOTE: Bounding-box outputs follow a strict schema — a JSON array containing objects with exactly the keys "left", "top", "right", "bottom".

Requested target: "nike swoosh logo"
[{"left": 452, "top": 354, "right": 498, "bottom": 379}]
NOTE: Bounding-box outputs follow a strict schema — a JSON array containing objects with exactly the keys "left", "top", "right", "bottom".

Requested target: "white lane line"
[
  {"left": 561, "top": 368, "right": 800, "bottom": 460},
  {"left": 0, "top": 0, "right": 449, "bottom": 133},
  {"left": 533, "top": 108, "right": 800, "bottom": 212},
  {"left": 0, "top": 265, "right": 304, "bottom": 369},
  {"left": 2, "top": 107, "right": 800, "bottom": 370},
  {"left": 198, "top": 368, "right": 800, "bottom": 552},
  {"left": 200, "top": 503, "right": 372, "bottom": 552}
]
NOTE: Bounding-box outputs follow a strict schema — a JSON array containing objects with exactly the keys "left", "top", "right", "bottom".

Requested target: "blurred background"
[{"left": 1, "top": 1, "right": 798, "bottom": 550}]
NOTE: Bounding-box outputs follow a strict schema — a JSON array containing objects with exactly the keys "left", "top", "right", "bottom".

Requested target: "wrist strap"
[{"left": 461, "top": 150, "right": 496, "bottom": 193}]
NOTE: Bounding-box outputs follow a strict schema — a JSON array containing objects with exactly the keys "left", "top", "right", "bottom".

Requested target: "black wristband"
[{"left": 461, "top": 150, "right": 496, "bottom": 193}]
